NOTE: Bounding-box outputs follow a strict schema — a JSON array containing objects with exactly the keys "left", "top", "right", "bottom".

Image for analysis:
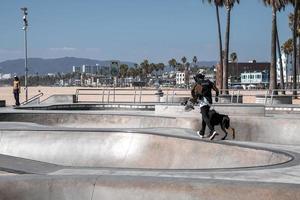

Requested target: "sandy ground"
[{"left": 1, "top": 86, "right": 299, "bottom": 105}]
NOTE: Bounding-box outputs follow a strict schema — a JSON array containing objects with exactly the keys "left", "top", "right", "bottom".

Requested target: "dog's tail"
[{"left": 229, "top": 127, "right": 235, "bottom": 140}]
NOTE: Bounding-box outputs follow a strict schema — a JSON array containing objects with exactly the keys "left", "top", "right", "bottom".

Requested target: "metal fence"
[{"left": 73, "top": 87, "right": 300, "bottom": 105}]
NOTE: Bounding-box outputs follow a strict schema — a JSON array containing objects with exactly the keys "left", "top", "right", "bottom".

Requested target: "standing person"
[
  {"left": 192, "top": 73, "right": 219, "bottom": 140},
  {"left": 13, "top": 76, "right": 21, "bottom": 106}
]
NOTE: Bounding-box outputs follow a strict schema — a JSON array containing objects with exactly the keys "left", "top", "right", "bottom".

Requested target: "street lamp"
[{"left": 21, "top": 7, "right": 28, "bottom": 101}]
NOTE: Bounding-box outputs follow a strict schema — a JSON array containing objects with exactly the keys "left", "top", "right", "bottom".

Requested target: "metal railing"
[
  {"left": 216, "top": 89, "right": 300, "bottom": 105},
  {"left": 72, "top": 87, "right": 300, "bottom": 105},
  {"left": 75, "top": 87, "right": 166, "bottom": 104},
  {"left": 21, "top": 92, "right": 44, "bottom": 105}
]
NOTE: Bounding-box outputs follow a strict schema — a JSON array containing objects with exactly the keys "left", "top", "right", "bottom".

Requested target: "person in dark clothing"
[
  {"left": 13, "top": 76, "right": 21, "bottom": 106},
  {"left": 191, "top": 73, "right": 219, "bottom": 140}
]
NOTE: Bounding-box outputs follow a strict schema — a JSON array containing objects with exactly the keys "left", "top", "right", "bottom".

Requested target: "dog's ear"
[{"left": 222, "top": 116, "right": 230, "bottom": 129}]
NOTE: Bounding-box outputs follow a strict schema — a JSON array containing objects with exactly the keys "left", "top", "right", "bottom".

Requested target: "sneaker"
[
  {"left": 209, "top": 131, "right": 218, "bottom": 140},
  {"left": 196, "top": 131, "right": 204, "bottom": 138}
]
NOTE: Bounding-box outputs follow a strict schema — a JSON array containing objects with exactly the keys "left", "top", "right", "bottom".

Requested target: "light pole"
[{"left": 21, "top": 7, "right": 28, "bottom": 101}]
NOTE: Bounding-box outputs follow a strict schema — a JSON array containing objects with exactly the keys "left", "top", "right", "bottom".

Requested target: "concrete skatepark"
[{"left": 1, "top": 99, "right": 300, "bottom": 199}]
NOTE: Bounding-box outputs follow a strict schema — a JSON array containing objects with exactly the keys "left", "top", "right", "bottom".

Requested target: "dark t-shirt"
[{"left": 197, "top": 79, "right": 214, "bottom": 104}]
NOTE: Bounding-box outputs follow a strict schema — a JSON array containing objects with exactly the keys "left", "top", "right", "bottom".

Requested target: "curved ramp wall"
[
  {"left": 1, "top": 112, "right": 300, "bottom": 145},
  {"left": 0, "top": 130, "right": 291, "bottom": 169},
  {"left": 0, "top": 113, "right": 200, "bottom": 130}
]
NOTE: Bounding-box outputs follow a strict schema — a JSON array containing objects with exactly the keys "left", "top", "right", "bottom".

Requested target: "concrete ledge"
[
  {"left": 160, "top": 96, "right": 189, "bottom": 103},
  {"left": 217, "top": 94, "right": 243, "bottom": 103},
  {"left": 0, "top": 100, "right": 6, "bottom": 107},
  {"left": 41, "top": 95, "right": 76, "bottom": 104},
  {"left": 16, "top": 103, "right": 156, "bottom": 111},
  {"left": 155, "top": 104, "right": 265, "bottom": 116},
  {"left": 256, "top": 95, "right": 293, "bottom": 105}
]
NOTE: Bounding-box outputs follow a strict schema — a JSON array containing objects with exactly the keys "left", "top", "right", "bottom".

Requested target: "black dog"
[
  {"left": 182, "top": 99, "right": 235, "bottom": 140},
  {"left": 208, "top": 109, "right": 235, "bottom": 140}
]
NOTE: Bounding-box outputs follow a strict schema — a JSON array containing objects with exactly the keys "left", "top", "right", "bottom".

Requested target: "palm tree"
[
  {"left": 181, "top": 56, "right": 189, "bottom": 85},
  {"left": 158, "top": 63, "right": 165, "bottom": 73},
  {"left": 202, "top": 0, "right": 224, "bottom": 91},
  {"left": 119, "top": 64, "right": 129, "bottom": 87},
  {"left": 140, "top": 59, "right": 150, "bottom": 79},
  {"left": 263, "top": 0, "right": 287, "bottom": 94},
  {"left": 193, "top": 56, "right": 198, "bottom": 67},
  {"left": 281, "top": 38, "right": 293, "bottom": 86},
  {"left": 168, "top": 58, "right": 177, "bottom": 72},
  {"left": 230, "top": 52, "right": 238, "bottom": 82},
  {"left": 223, "top": 0, "right": 239, "bottom": 94},
  {"left": 157, "top": 63, "right": 165, "bottom": 77},
  {"left": 288, "top": 0, "right": 300, "bottom": 96},
  {"left": 276, "top": 26, "right": 285, "bottom": 94}
]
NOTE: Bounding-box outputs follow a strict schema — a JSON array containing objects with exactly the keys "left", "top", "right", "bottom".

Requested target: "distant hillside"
[
  {"left": 0, "top": 57, "right": 217, "bottom": 75},
  {"left": 0, "top": 57, "right": 136, "bottom": 75}
]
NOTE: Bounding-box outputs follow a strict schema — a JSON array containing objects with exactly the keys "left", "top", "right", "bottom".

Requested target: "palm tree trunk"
[
  {"left": 216, "top": 5, "right": 223, "bottom": 93},
  {"left": 286, "top": 54, "right": 289, "bottom": 87},
  {"left": 293, "top": 1, "right": 298, "bottom": 97},
  {"left": 298, "top": 36, "right": 300, "bottom": 88},
  {"left": 276, "top": 26, "right": 285, "bottom": 94},
  {"left": 223, "top": 7, "right": 231, "bottom": 95},
  {"left": 269, "top": 7, "right": 277, "bottom": 95}
]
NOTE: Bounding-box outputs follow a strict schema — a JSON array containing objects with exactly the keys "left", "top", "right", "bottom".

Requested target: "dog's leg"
[
  {"left": 221, "top": 127, "right": 235, "bottom": 140},
  {"left": 221, "top": 126, "right": 228, "bottom": 140}
]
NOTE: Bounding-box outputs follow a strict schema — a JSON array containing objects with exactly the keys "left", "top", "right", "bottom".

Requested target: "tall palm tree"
[
  {"left": 193, "top": 56, "right": 198, "bottom": 67},
  {"left": 263, "top": 0, "right": 287, "bottom": 94},
  {"left": 276, "top": 26, "right": 285, "bottom": 94},
  {"left": 181, "top": 56, "right": 187, "bottom": 65},
  {"left": 140, "top": 60, "right": 150, "bottom": 79},
  {"left": 288, "top": 0, "right": 300, "bottom": 96},
  {"left": 282, "top": 38, "right": 293, "bottom": 85},
  {"left": 181, "top": 56, "right": 189, "bottom": 85},
  {"left": 223, "top": 0, "right": 239, "bottom": 94},
  {"left": 203, "top": 0, "right": 224, "bottom": 91}
]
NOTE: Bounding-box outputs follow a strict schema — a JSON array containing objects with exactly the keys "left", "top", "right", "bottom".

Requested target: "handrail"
[
  {"left": 74, "top": 87, "right": 300, "bottom": 105},
  {"left": 21, "top": 92, "right": 44, "bottom": 105}
]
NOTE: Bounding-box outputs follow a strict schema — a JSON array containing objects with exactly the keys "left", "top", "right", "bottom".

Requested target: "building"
[
  {"left": 241, "top": 71, "right": 269, "bottom": 87},
  {"left": 0, "top": 73, "right": 12, "bottom": 80},
  {"left": 176, "top": 72, "right": 185, "bottom": 85},
  {"left": 216, "top": 61, "right": 270, "bottom": 87},
  {"left": 73, "top": 61, "right": 121, "bottom": 75},
  {"left": 72, "top": 66, "right": 81, "bottom": 73},
  {"left": 229, "top": 61, "right": 270, "bottom": 84}
]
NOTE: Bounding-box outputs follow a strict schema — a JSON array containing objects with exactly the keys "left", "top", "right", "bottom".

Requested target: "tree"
[
  {"left": 119, "top": 64, "right": 129, "bottom": 78},
  {"left": 203, "top": 0, "right": 224, "bottom": 91},
  {"left": 276, "top": 26, "right": 285, "bottom": 94},
  {"left": 157, "top": 63, "right": 165, "bottom": 73},
  {"left": 263, "top": 0, "right": 287, "bottom": 94},
  {"left": 288, "top": 0, "right": 300, "bottom": 96},
  {"left": 140, "top": 59, "right": 150, "bottom": 78},
  {"left": 223, "top": 0, "right": 239, "bottom": 94},
  {"left": 230, "top": 52, "right": 238, "bottom": 82},
  {"left": 181, "top": 56, "right": 189, "bottom": 85},
  {"left": 193, "top": 56, "right": 198, "bottom": 67},
  {"left": 119, "top": 64, "right": 129, "bottom": 87},
  {"left": 181, "top": 56, "right": 187, "bottom": 65},
  {"left": 282, "top": 38, "right": 293, "bottom": 85},
  {"left": 168, "top": 58, "right": 177, "bottom": 71}
]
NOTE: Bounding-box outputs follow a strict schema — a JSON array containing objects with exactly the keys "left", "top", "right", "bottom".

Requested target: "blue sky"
[{"left": 0, "top": 0, "right": 294, "bottom": 63}]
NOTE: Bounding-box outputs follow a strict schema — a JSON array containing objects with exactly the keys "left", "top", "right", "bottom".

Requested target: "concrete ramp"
[{"left": 0, "top": 130, "right": 291, "bottom": 169}]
